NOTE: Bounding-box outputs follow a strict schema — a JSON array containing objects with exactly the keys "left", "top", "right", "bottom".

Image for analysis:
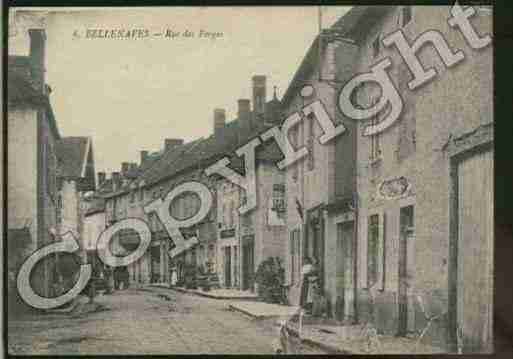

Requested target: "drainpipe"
[{"left": 352, "top": 193, "right": 359, "bottom": 324}]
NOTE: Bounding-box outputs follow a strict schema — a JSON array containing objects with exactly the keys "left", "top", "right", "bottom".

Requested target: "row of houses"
[
  {"left": 8, "top": 15, "right": 97, "bottom": 310},
  {"left": 85, "top": 6, "right": 493, "bottom": 352}
]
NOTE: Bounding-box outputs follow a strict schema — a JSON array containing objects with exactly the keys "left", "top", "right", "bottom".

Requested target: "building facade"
[
  {"left": 8, "top": 25, "right": 61, "bottom": 301},
  {"left": 346, "top": 5, "right": 492, "bottom": 352},
  {"left": 280, "top": 10, "right": 361, "bottom": 313}
]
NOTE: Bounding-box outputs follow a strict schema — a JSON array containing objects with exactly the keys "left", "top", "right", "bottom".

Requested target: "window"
[
  {"left": 367, "top": 215, "right": 379, "bottom": 288},
  {"left": 130, "top": 190, "right": 135, "bottom": 203},
  {"left": 400, "top": 205, "right": 414, "bottom": 232},
  {"left": 139, "top": 188, "right": 144, "bottom": 202},
  {"left": 307, "top": 115, "right": 315, "bottom": 171},
  {"left": 289, "top": 126, "right": 300, "bottom": 182},
  {"left": 372, "top": 35, "right": 380, "bottom": 58},
  {"left": 228, "top": 202, "right": 233, "bottom": 228},
  {"left": 56, "top": 194, "right": 63, "bottom": 225},
  {"left": 272, "top": 184, "right": 286, "bottom": 219},
  {"left": 369, "top": 97, "right": 382, "bottom": 161},
  {"left": 402, "top": 6, "right": 412, "bottom": 27},
  {"left": 242, "top": 212, "right": 252, "bottom": 227}
]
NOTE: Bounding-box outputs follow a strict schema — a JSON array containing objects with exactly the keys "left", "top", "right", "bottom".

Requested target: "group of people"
[{"left": 99, "top": 265, "right": 129, "bottom": 294}]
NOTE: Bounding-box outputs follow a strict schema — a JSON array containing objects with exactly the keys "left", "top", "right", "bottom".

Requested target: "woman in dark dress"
[{"left": 300, "top": 257, "right": 317, "bottom": 312}]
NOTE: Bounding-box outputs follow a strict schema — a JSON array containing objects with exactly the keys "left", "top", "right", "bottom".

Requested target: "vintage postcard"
[{"left": 6, "top": 5, "right": 494, "bottom": 355}]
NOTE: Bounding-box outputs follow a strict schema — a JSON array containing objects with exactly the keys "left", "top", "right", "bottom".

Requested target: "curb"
[
  {"left": 227, "top": 304, "right": 267, "bottom": 320},
  {"left": 151, "top": 285, "right": 259, "bottom": 301},
  {"left": 227, "top": 304, "right": 349, "bottom": 354},
  {"left": 284, "top": 325, "right": 351, "bottom": 354}
]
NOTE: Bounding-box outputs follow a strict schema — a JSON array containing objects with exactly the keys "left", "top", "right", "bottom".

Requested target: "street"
[{"left": 8, "top": 287, "right": 322, "bottom": 355}]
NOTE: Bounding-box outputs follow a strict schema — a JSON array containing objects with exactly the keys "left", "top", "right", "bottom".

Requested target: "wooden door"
[
  {"left": 337, "top": 222, "right": 355, "bottom": 319},
  {"left": 242, "top": 238, "right": 255, "bottom": 291},
  {"left": 224, "top": 246, "right": 231, "bottom": 288},
  {"left": 398, "top": 205, "right": 414, "bottom": 336},
  {"left": 456, "top": 149, "right": 493, "bottom": 352}
]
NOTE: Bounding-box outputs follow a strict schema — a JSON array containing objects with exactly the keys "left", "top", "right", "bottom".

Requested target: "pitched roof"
[
  {"left": 56, "top": 137, "right": 90, "bottom": 178},
  {"left": 85, "top": 197, "right": 106, "bottom": 216},
  {"left": 281, "top": 6, "right": 392, "bottom": 107},
  {"left": 136, "top": 105, "right": 283, "bottom": 189},
  {"left": 8, "top": 55, "right": 61, "bottom": 140},
  {"left": 7, "top": 56, "right": 46, "bottom": 105},
  {"left": 99, "top": 100, "right": 284, "bottom": 199}
]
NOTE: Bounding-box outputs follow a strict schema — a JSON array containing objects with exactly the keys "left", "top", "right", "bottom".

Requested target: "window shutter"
[{"left": 380, "top": 212, "right": 387, "bottom": 291}]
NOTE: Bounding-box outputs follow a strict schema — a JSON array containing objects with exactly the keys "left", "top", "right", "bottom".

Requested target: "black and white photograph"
[{"left": 5, "top": 4, "right": 497, "bottom": 355}]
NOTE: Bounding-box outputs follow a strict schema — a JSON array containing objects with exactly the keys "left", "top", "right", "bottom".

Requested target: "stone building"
[
  {"left": 280, "top": 7, "right": 363, "bottom": 314},
  {"left": 54, "top": 136, "right": 96, "bottom": 289},
  {"left": 56, "top": 137, "right": 96, "bottom": 252},
  {"left": 277, "top": 5, "right": 492, "bottom": 352},
  {"left": 83, "top": 196, "right": 106, "bottom": 253},
  {"left": 345, "top": 5, "right": 492, "bottom": 352},
  {"left": 95, "top": 76, "right": 284, "bottom": 290},
  {"left": 7, "top": 26, "right": 61, "bottom": 301}
]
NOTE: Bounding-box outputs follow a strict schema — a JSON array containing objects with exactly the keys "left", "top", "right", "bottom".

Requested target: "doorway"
[
  {"left": 224, "top": 246, "right": 232, "bottom": 288},
  {"left": 307, "top": 207, "right": 325, "bottom": 289},
  {"left": 336, "top": 221, "right": 355, "bottom": 320},
  {"left": 242, "top": 236, "right": 255, "bottom": 291},
  {"left": 451, "top": 147, "right": 494, "bottom": 352},
  {"left": 398, "top": 205, "right": 414, "bottom": 336}
]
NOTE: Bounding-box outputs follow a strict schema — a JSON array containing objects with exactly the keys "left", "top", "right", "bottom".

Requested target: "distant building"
[
  {"left": 56, "top": 137, "right": 96, "bottom": 253},
  {"left": 96, "top": 76, "right": 285, "bottom": 290}
]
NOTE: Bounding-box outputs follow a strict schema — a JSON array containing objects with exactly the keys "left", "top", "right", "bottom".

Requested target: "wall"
[
  {"left": 83, "top": 211, "right": 105, "bottom": 251},
  {"left": 283, "top": 40, "right": 341, "bottom": 304},
  {"left": 411, "top": 6, "right": 492, "bottom": 349},
  {"left": 255, "top": 162, "right": 286, "bottom": 267},
  {"left": 7, "top": 108, "right": 39, "bottom": 262},
  {"left": 216, "top": 177, "right": 240, "bottom": 288},
  {"left": 352, "top": 6, "right": 492, "bottom": 346},
  {"left": 60, "top": 179, "right": 79, "bottom": 236}
]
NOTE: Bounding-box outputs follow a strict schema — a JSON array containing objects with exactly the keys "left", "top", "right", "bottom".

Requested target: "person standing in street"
[{"left": 300, "top": 257, "right": 316, "bottom": 312}]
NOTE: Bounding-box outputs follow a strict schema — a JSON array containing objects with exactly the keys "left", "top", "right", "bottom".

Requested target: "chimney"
[
  {"left": 28, "top": 29, "right": 46, "bottom": 92},
  {"left": 121, "top": 162, "right": 130, "bottom": 175},
  {"left": 252, "top": 75, "right": 267, "bottom": 115},
  {"left": 98, "top": 172, "right": 106, "bottom": 186},
  {"left": 214, "top": 108, "right": 226, "bottom": 136},
  {"left": 112, "top": 172, "right": 120, "bottom": 191},
  {"left": 164, "top": 138, "right": 184, "bottom": 152},
  {"left": 238, "top": 99, "right": 251, "bottom": 139},
  {"left": 237, "top": 99, "right": 251, "bottom": 120},
  {"left": 140, "top": 150, "right": 149, "bottom": 165}
]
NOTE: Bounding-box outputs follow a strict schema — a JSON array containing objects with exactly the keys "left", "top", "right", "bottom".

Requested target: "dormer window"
[
  {"left": 372, "top": 35, "right": 380, "bottom": 58},
  {"left": 402, "top": 6, "right": 412, "bottom": 27}
]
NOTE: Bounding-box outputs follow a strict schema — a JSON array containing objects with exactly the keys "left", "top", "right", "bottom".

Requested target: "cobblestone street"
[{"left": 8, "top": 287, "right": 323, "bottom": 355}]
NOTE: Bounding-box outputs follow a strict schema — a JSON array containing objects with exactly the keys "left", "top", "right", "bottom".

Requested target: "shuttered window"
[
  {"left": 367, "top": 214, "right": 379, "bottom": 288},
  {"left": 290, "top": 229, "right": 301, "bottom": 284}
]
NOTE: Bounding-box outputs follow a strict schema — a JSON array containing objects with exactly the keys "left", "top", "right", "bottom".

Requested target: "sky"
[{"left": 13, "top": 7, "right": 351, "bottom": 174}]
